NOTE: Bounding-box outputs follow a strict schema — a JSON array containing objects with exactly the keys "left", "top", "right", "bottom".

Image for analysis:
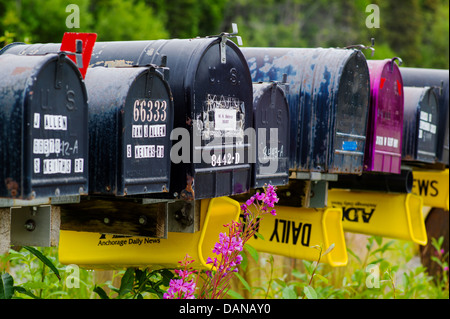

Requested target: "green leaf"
[
  {"left": 254, "top": 232, "right": 265, "bottom": 240},
  {"left": 119, "top": 268, "right": 135, "bottom": 298},
  {"left": 14, "top": 286, "right": 40, "bottom": 299},
  {"left": 303, "top": 286, "right": 317, "bottom": 299},
  {"left": 302, "top": 260, "right": 313, "bottom": 275},
  {"left": 93, "top": 285, "right": 110, "bottom": 299},
  {"left": 274, "top": 278, "right": 286, "bottom": 288},
  {"left": 374, "top": 236, "right": 383, "bottom": 246},
  {"left": 282, "top": 286, "right": 297, "bottom": 299},
  {"left": 227, "top": 289, "right": 244, "bottom": 299},
  {"left": 314, "top": 273, "right": 328, "bottom": 284},
  {"left": 234, "top": 272, "right": 251, "bottom": 292},
  {"left": 322, "top": 243, "right": 335, "bottom": 257},
  {"left": 347, "top": 247, "right": 362, "bottom": 264},
  {"left": 23, "top": 246, "right": 60, "bottom": 280},
  {"left": 244, "top": 243, "right": 259, "bottom": 262},
  {"left": 160, "top": 269, "right": 174, "bottom": 286},
  {"left": 0, "top": 273, "right": 14, "bottom": 299}
]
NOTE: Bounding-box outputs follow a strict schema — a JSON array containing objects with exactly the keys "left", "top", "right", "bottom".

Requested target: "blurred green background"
[{"left": 0, "top": 0, "right": 448, "bottom": 68}]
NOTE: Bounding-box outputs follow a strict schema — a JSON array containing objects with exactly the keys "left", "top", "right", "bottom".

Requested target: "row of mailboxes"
[
  {"left": 400, "top": 67, "right": 449, "bottom": 166},
  {"left": 243, "top": 47, "right": 371, "bottom": 175},
  {"left": 1, "top": 38, "right": 449, "bottom": 203},
  {"left": 1, "top": 37, "right": 255, "bottom": 201}
]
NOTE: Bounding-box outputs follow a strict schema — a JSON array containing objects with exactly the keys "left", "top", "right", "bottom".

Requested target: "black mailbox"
[
  {"left": 85, "top": 65, "right": 173, "bottom": 196},
  {"left": 88, "top": 38, "right": 253, "bottom": 199},
  {"left": 242, "top": 47, "right": 370, "bottom": 175},
  {"left": 251, "top": 82, "right": 289, "bottom": 187},
  {"left": 3, "top": 38, "right": 254, "bottom": 200},
  {"left": 402, "top": 86, "right": 439, "bottom": 164},
  {"left": 400, "top": 67, "right": 449, "bottom": 166},
  {"left": 0, "top": 53, "right": 88, "bottom": 199}
]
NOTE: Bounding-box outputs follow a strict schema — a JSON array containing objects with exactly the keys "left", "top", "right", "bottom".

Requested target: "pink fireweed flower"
[
  {"left": 170, "top": 184, "right": 279, "bottom": 299},
  {"left": 163, "top": 254, "right": 198, "bottom": 299}
]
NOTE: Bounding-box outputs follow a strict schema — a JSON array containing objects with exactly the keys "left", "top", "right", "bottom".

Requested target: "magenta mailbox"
[{"left": 365, "top": 58, "right": 404, "bottom": 174}]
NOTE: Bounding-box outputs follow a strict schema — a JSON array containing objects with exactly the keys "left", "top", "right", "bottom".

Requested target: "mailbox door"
[
  {"left": 325, "top": 50, "right": 369, "bottom": 174},
  {"left": 365, "top": 60, "right": 404, "bottom": 173},
  {"left": 0, "top": 53, "right": 88, "bottom": 199},
  {"left": 403, "top": 87, "right": 439, "bottom": 163},
  {"left": 252, "top": 82, "right": 290, "bottom": 187},
  {"left": 85, "top": 67, "right": 173, "bottom": 196}
]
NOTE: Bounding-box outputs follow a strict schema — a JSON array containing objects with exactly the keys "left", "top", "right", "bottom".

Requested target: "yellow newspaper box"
[
  {"left": 328, "top": 189, "right": 427, "bottom": 245},
  {"left": 246, "top": 206, "right": 348, "bottom": 267},
  {"left": 59, "top": 197, "right": 240, "bottom": 269},
  {"left": 412, "top": 169, "right": 449, "bottom": 210}
]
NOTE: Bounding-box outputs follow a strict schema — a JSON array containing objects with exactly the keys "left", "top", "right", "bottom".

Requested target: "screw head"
[
  {"left": 24, "top": 219, "right": 36, "bottom": 231},
  {"left": 138, "top": 216, "right": 147, "bottom": 225}
]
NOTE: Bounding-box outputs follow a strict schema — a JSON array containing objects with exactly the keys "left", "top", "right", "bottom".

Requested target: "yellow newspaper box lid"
[
  {"left": 59, "top": 197, "right": 240, "bottom": 269},
  {"left": 412, "top": 169, "right": 449, "bottom": 210},
  {"left": 246, "top": 206, "right": 348, "bottom": 267},
  {"left": 328, "top": 189, "right": 427, "bottom": 245}
]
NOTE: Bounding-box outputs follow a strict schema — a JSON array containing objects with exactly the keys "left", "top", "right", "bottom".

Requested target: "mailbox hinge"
[
  {"left": 209, "top": 23, "right": 243, "bottom": 65},
  {"left": 145, "top": 66, "right": 154, "bottom": 98},
  {"left": 55, "top": 52, "right": 66, "bottom": 89}
]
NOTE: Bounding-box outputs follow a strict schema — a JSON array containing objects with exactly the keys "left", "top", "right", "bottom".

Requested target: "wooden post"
[{"left": 0, "top": 208, "right": 11, "bottom": 255}]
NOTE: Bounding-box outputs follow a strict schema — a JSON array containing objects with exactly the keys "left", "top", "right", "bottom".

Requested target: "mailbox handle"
[
  {"left": 390, "top": 57, "right": 403, "bottom": 72},
  {"left": 345, "top": 38, "right": 375, "bottom": 57}
]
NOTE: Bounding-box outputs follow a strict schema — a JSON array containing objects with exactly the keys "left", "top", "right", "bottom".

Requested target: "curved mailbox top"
[
  {"left": 400, "top": 67, "right": 449, "bottom": 166},
  {"left": 85, "top": 66, "right": 173, "bottom": 196},
  {"left": 252, "top": 82, "right": 290, "bottom": 187},
  {"left": 0, "top": 53, "right": 88, "bottom": 199},
  {"left": 242, "top": 47, "right": 370, "bottom": 175},
  {"left": 365, "top": 59, "right": 404, "bottom": 174},
  {"left": 402, "top": 86, "right": 439, "bottom": 164}
]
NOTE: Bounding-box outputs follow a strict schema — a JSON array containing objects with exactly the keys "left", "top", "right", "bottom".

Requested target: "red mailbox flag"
[{"left": 60, "top": 32, "right": 97, "bottom": 79}]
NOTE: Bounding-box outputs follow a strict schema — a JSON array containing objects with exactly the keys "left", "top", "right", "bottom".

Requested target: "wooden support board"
[{"left": 59, "top": 197, "right": 167, "bottom": 238}]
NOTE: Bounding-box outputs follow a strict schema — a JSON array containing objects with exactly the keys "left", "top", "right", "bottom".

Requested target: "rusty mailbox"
[
  {"left": 0, "top": 53, "right": 88, "bottom": 200},
  {"left": 242, "top": 47, "right": 370, "bottom": 175}
]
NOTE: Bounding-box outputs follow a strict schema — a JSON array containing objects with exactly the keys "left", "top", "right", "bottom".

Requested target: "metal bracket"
[
  {"left": 345, "top": 38, "right": 375, "bottom": 57},
  {"left": 10, "top": 205, "right": 60, "bottom": 247},
  {"left": 212, "top": 23, "right": 243, "bottom": 64},
  {"left": 167, "top": 200, "right": 201, "bottom": 233}
]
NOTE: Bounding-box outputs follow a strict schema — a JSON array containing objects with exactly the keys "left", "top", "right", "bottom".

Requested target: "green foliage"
[
  {"left": 0, "top": 246, "right": 95, "bottom": 299},
  {"left": 228, "top": 236, "right": 449, "bottom": 299},
  {"left": 94, "top": 0, "right": 169, "bottom": 41},
  {"left": 0, "top": 0, "right": 447, "bottom": 68},
  {"left": 93, "top": 268, "right": 174, "bottom": 299}
]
